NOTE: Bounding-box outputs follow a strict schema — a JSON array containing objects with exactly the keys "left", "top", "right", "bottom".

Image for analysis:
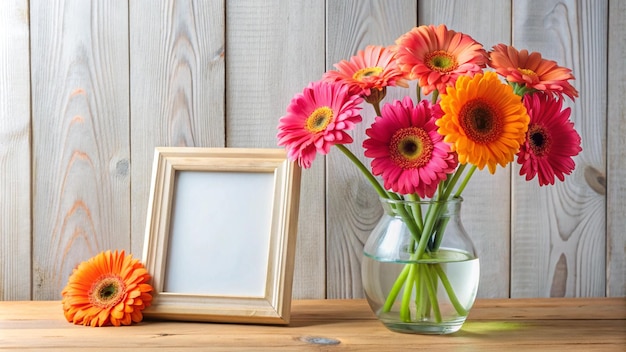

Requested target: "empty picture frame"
[{"left": 142, "top": 147, "right": 301, "bottom": 324}]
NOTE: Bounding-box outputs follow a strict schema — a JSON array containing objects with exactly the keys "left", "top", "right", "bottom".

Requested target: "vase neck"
[{"left": 379, "top": 197, "right": 462, "bottom": 217}]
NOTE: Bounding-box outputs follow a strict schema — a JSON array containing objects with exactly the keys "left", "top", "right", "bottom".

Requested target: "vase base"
[{"left": 380, "top": 319, "right": 465, "bottom": 335}]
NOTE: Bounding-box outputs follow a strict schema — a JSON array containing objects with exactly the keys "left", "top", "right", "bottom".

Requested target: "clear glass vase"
[{"left": 362, "top": 197, "right": 479, "bottom": 334}]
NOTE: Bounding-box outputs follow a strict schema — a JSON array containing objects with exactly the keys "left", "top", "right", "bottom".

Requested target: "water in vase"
[{"left": 362, "top": 248, "right": 480, "bottom": 334}]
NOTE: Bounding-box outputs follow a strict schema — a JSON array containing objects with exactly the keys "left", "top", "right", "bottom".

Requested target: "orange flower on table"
[
  {"left": 488, "top": 43, "right": 579, "bottom": 100},
  {"left": 436, "top": 71, "right": 529, "bottom": 174},
  {"left": 323, "top": 45, "right": 408, "bottom": 105},
  {"left": 61, "top": 250, "right": 153, "bottom": 327},
  {"left": 393, "top": 24, "right": 488, "bottom": 96}
]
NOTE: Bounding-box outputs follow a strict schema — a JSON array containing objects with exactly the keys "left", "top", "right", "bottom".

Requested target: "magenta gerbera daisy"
[
  {"left": 363, "top": 97, "right": 458, "bottom": 197},
  {"left": 277, "top": 81, "right": 363, "bottom": 168},
  {"left": 517, "top": 93, "right": 582, "bottom": 185}
]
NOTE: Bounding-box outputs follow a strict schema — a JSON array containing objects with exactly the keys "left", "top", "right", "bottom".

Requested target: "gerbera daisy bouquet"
[{"left": 277, "top": 24, "right": 581, "bottom": 329}]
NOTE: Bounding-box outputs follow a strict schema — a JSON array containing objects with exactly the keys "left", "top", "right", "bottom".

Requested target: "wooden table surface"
[{"left": 1, "top": 298, "right": 625, "bottom": 351}]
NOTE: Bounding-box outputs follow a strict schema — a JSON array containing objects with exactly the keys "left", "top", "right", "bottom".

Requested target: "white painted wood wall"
[{"left": 1, "top": 0, "right": 623, "bottom": 300}]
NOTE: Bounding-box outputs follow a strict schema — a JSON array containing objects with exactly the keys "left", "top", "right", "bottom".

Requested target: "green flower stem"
[
  {"left": 414, "top": 267, "right": 425, "bottom": 317},
  {"left": 434, "top": 264, "right": 468, "bottom": 316},
  {"left": 454, "top": 165, "right": 477, "bottom": 198},
  {"left": 414, "top": 202, "right": 444, "bottom": 260},
  {"left": 430, "top": 164, "right": 471, "bottom": 251},
  {"left": 441, "top": 164, "right": 467, "bottom": 200},
  {"left": 414, "top": 165, "right": 467, "bottom": 255},
  {"left": 423, "top": 264, "right": 442, "bottom": 323},
  {"left": 335, "top": 144, "right": 424, "bottom": 240},
  {"left": 400, "top": 264, "right": 417, "bottom": 322},
  {"left": 390, "top": 192, "right": 406, "bottom": 201},
  {"left": 430, "top": 218, "right": 449, "bottom": 252},
  {"left": 382, "top": 197, "right": 455, "bottom": 320},
  {"left": 431, "top": 89, "right": 439, "bottom": 105},
  {"left": 382, "top": 264, "right": 411, "bottom": 312},
  {"left": 335, "top": 144, "right": 388, "bottom": 200},
  {"left": 406, "top": 194, "right": 424, "bottom": 231},
  {"left": 392, "top": 204, "right": 422, "bottom": 243},
  {"left": 421, "top": 273, "right": 432, "bottom": 316},
  {"left": 384, "top": 257, "right": 465, "bottom": 322}
]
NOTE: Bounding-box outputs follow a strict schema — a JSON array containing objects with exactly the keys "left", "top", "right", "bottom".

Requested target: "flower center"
[
  {"left": 389, "top": 127, "right": 433, "bottom": 169},
  {"left": 518, "top": 67, "right": 537, "bottom": 77},
  {"left": 306, "top": 107, "right": 334, "bottom": 133},
  {"left": 527, "top": 124, "right": 551, "bottom": 156},
  {"left": 89, "top": 275, "right": 126, "bottom": 308},
  {"left": 459, "top": 98, "right": 503, "bottom": 144},
  {"left": 353, "top": 66, "right": 384, "bottom": 81},
  {"left": 425, "top": 50, "right": 458, "bottom": 73}
]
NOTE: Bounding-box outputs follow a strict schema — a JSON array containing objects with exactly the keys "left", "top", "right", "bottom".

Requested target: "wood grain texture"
[
  {"left": 129, "top": 0, "right": 226, "bottom": 256},
  {"left": 607, "top": 0, "right": 626, "bottom": 297},
  {"left": 325, "top": 0, "right": 417, "bottom": 299},
  {"left": 510, "top": 0, "right": 607, "bottom": 297},
  {"left": 418, "top": 0, "right": 513, "bottom": 299},
  {"left": 1, "top": 299, "right": 625, "bottom": 351},
  {"left": 226, "top": 0, "right": 326, "bottom": 299},
  {"left": 30, "top": 0, "right": 131, "bottom": 299},
  {"left": 0, "top": 0, "right": 31, "bottom": 300},
  {"left": 0, "top": 0, "right": 623, "bottom": 301}
]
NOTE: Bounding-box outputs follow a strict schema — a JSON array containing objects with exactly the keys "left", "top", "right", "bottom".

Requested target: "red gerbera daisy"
[
  {"left": 363, "top": 97, "right": 458, "bottom": 197},
  {"left": 489, "top": 44, "right": 579, "bottom": 101},
  {"left": 323, "top": 45, "right": 408, "bottom": 101},
  {"left": 277, "top": 81, "right": 363, "bottom": 168},
  {"left": 393, "top": 24, "right": 488, "bottom": 95},
  {"left": 517, "top": 93, "right": 582, "bottom": 185}
]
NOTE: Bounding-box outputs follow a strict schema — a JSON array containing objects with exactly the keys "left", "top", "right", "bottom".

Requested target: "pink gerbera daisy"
[
  {"left": 363, "top": 96, "right": 458, "bottom": 197},
  {"left": 489, "top": 44, "right": 579, "bottom": 100},
  {"left": 393, "top": 24, "right": 488, "bottom": 95},
  {"left": 277, "top": 81, "right": 363, "bottom": 168},
  {"left": 517, "top": 93, "right": 582, "bottom": 186},
  {"left": 323, "top": 45, "right": 408, "bottom": 102}
]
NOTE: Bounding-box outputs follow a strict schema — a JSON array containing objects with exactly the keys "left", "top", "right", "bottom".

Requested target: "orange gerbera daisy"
[
  {"left": 436, "top": 71, "right": 529, "bottom": 174},
  {"left": 323, "top": 45, "right": 408, "bottom": 103},
  {"left": 488, "top": 44, "right": 578, "bottom": 100},
  {"left": 61, "top": 250, "right": 153, "bottom": 327},
  {"left": 393, "top": 24, "right": 488, "bottom": 95}
]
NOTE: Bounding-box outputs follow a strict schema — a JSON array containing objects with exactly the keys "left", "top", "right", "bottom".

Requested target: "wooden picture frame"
[{"left": 142, "top": 147, "right": 301, "bottom": 324}]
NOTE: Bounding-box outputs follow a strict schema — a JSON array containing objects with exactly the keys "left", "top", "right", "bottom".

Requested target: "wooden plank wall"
[
  {"left": 0, "top": 0, "right": 31, "bottom": 300},
  {"left": 0, "top": 0, "right": 622, "bottom": 301},
  {"left": 607, "top": 0, "right": 626, "bottom": 298},
  {"left": 510, "top": 0, "right": 608, "bottom": 297}
]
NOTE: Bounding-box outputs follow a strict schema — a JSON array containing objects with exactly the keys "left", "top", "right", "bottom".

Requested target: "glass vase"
[{"left": 362, "top": 197, "right": 479, "bottom": 334}]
